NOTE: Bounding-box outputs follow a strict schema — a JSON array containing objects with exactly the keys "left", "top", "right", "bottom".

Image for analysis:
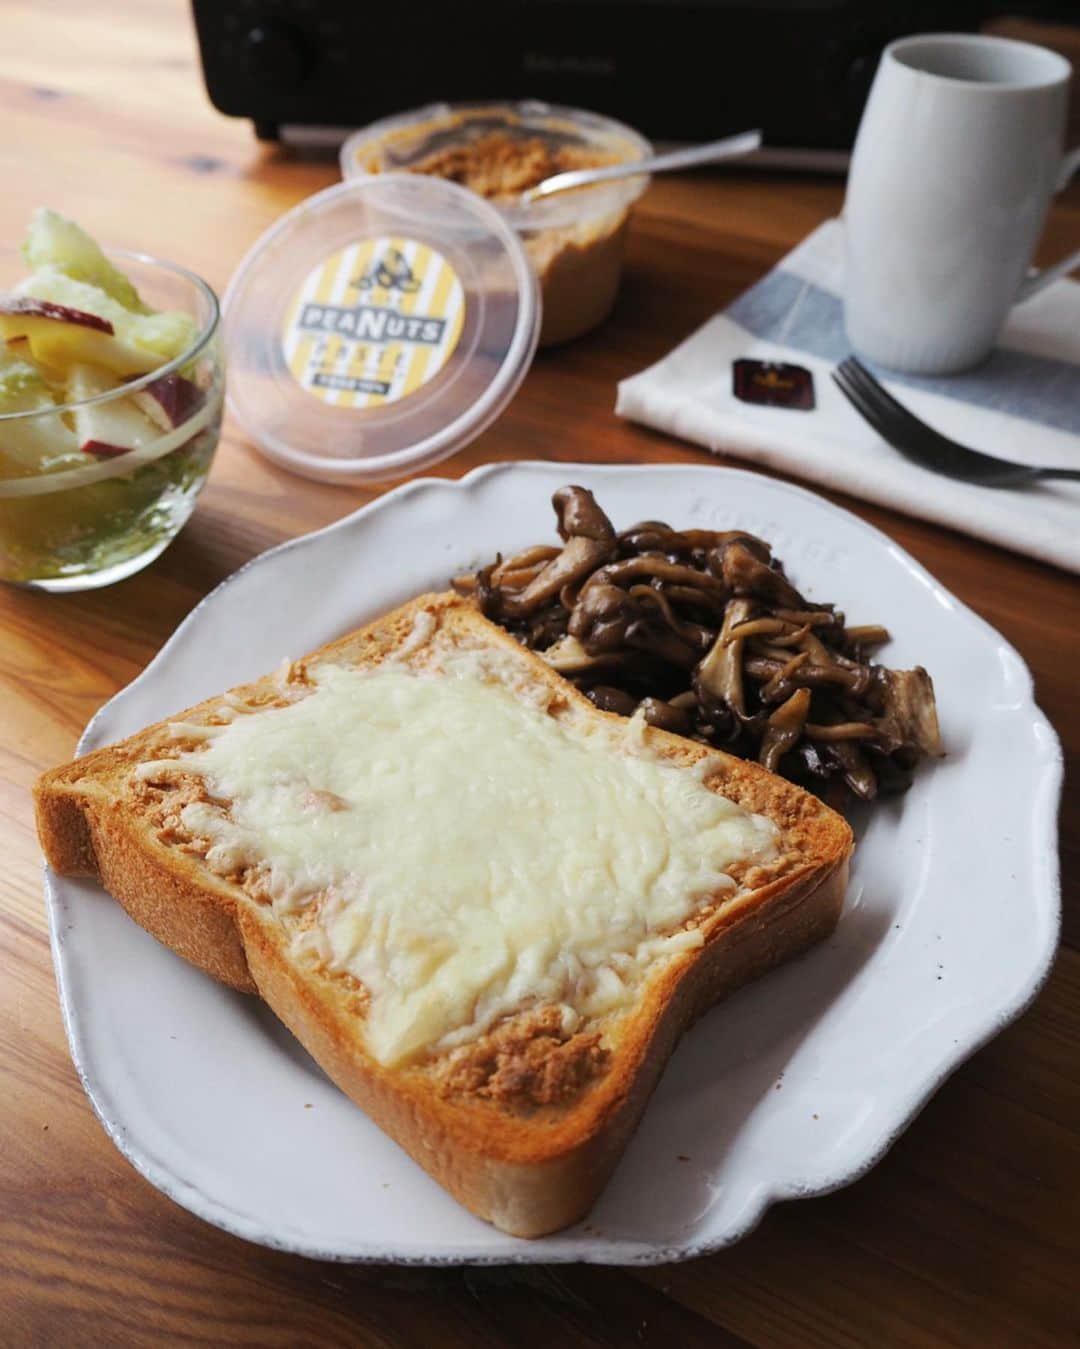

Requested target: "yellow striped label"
[{"left": 281, "top": 237, "right": 465, "bottom": 409}]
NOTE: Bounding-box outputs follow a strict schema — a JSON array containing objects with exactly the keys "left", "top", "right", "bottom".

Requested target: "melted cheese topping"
[{"left": 164, "top": 646, "right": 779, "bottom": 1065}]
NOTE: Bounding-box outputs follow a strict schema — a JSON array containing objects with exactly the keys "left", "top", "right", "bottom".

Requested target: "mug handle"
[{"left": 1015, "top": 145, "right": 1080, "bottom": 302}]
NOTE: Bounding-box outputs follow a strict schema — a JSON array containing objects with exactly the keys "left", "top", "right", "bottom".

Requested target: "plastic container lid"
[{"left": 223, "top": 175, "right": 540, "bottom": 484}]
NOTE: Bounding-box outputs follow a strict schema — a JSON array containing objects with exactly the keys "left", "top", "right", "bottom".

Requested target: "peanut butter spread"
[
  {"left": 359, "top": 126, "right": 639, "bottom": 345},
  {"left": 406, "top": 133, "right": 616, "bottom": 201},
  {"left": 436, "top": 1005, "right": 609, "bottom": 1108}
]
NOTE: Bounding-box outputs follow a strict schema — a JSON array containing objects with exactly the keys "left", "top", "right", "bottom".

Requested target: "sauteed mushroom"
[
  {"left": 586, "top": 685, "right": 639, "bottom": 716},
  {"left": 696, "top": 598, "right": 754, "bottom": 719},
  {"left": 638, "top": 697, "right": 694, "bottom": 735},
  {"left": 457, "top": 487, "right": 944, "bottom": 804},
  {"left": 497, "top": 486, "right": 617, "bottom": 618},
  {"left": 759, "top": 689, "right": 812, "bottom": 774}
]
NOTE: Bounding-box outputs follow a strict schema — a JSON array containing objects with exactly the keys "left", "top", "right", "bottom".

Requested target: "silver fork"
[{"left": 832, "top": 356, "right": 1080, "bottom": 488}]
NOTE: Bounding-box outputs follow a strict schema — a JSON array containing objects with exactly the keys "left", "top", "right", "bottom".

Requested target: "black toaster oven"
[{"left": 192, "top": 0, "right": 994, "bottom": 161}]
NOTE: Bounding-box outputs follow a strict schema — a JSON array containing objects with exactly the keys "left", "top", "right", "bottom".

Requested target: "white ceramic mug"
[{"left": 844, "top": 33, "right": 1080, "bottom": 374}]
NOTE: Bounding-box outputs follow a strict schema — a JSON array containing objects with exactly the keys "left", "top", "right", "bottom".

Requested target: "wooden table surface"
[{"left": 3, "top": 3, "right": 1078, "bottom": 1344}]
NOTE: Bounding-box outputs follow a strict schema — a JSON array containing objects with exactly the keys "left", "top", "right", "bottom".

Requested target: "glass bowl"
[
  {"left": 0, "top": 250, "right": 223, "bottom": 592},
  {"left": 340, "top": 101, "right": 652, "bottom": 346}
]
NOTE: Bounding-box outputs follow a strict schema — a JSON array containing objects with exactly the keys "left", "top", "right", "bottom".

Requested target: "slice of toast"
[{"left": 35, "top": 591, "right": 853, "bottom": 1238}]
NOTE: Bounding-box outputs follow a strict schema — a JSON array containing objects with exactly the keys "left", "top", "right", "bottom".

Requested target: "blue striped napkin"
[{"left": 616, "top": 219, "right": 1080, "bottom": 573}]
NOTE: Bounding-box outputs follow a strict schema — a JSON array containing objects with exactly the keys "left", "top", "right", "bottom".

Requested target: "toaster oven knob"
[{"left": 243, "top": 20, "right": 309, "bottom": 89}]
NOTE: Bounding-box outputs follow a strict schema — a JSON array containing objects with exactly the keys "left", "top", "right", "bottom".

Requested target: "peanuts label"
[{"left": 282, "top": 237, "right": 465, "bottom": 408}]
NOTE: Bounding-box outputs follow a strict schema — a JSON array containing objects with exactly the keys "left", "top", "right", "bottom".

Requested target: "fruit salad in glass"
[{"left": 0, "top": 211, "right": 223, "bottom": 590}]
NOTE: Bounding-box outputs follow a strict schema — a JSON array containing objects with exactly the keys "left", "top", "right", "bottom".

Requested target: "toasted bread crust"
[{"left": 35, "top": 592, "right": 853, "bottom": 1237}]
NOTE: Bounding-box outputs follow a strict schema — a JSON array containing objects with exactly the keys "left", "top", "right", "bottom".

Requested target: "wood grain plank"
[
  {"left": 639, "top": 1005, "right": 1080, "bottom": 1348},
  {"left": 0, "top": 1, "right": 1076, "bottom": 1344}
]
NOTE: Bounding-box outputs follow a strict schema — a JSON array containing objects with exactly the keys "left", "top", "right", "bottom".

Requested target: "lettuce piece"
[{"left": 22, "top": 208, "right": 149, "bottom": 313}]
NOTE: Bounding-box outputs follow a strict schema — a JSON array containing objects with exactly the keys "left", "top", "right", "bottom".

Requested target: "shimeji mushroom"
[{"left": 457, "top": 487, "right": 944, "bottom": 804}]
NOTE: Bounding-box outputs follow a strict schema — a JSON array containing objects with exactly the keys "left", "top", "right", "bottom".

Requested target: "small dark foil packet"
[{"left": 733, "top": 359, "right": 816, "bottom": 411}]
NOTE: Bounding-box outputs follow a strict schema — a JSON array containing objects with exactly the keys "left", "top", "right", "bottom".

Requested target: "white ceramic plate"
[{"left": 46, "top": 462, "right": 1062, "bottom": 1265}]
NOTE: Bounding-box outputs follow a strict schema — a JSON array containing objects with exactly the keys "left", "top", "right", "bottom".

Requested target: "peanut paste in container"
[{"left": 342, "top": 104, "right": 652, "bottom": 346}]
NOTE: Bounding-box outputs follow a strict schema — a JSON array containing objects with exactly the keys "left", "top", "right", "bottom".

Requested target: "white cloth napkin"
[{"left": 616, "top": 219, "right": 1080, "bottom": 573}]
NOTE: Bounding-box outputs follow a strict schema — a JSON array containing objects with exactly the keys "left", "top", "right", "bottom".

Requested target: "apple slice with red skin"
[
  {"left": 0, "top": 295, "right": 160, "bottom": 377},
  {"left": 66, "top": 363, "right": 158, "bottom": 458},
  {"left": 132, "top": 372, "right": 204, "bottom": 430},
  {"left": 0, "top": 295, "right": 113, "bottom": 333},
  {"left": 80, "top": 435, "right": 137, "bottom": 460}
]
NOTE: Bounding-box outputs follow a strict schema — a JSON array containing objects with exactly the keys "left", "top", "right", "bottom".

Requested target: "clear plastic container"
[
  {"left": 223, "top": 175, "right": 539, "bottom": 485},
  {"left": 341, "top": 101, "right": 652, "bottom": 346}
]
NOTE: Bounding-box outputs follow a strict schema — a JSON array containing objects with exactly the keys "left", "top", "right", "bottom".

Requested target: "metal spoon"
[{"left": 521, "top": 129, "right": 763, "bottom": 203}]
